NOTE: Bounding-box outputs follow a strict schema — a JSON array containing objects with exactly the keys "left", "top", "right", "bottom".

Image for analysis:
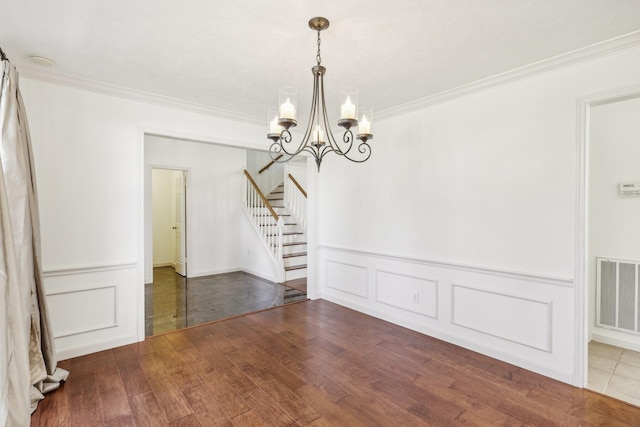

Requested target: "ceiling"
[{"left": 2, "top": 0, "right": 640, "bottom": 123}]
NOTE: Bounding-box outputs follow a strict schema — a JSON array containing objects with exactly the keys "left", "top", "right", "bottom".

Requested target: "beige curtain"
[{"left": 0, "top": 55, "right": 68, "bottom": 426}]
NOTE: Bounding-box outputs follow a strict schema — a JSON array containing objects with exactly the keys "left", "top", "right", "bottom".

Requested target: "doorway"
[
  {"left": 147, "top": 168, "right": 188, "bottom": 335},
  {"left": 142, "top": 134, "right": 315, "bottom": 337},
  {"left": 583, "top": 93, "right": 640, "bottom": 405},
  {"left": 152, "top": 168, "right": 187, "bottom": 276}
]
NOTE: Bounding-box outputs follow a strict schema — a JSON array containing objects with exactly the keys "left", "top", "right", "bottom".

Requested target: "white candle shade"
[
  {"left": 358, "top": 114, "right": 371, "bottom": 135},
  {"left": 341, "top": 96, "right": 356, "bottom": 120},
  {"left": 280, "top": 97, "right": 296, "bottom": 120},
  {"left": 269, "top": 115, "right": 282, "bottom": 134},
  {"left": 314, "top": 125, "right": 324, "bottom": 143}
]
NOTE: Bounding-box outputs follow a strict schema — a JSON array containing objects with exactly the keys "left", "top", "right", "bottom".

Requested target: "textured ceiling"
[{"left": 2, "top": 0, "right": 640, "bottom": 122}]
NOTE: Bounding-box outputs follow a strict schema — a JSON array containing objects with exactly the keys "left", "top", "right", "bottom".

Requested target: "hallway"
[{"left": 145, "top": 267, "right": 306, "bottom": 336}]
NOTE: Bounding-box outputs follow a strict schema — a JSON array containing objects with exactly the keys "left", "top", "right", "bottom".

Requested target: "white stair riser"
[
  {"left": 260, "top": 223, "right": 304, "bottom": 233},
  {"left": 281, "top": 234, "right": 306, "bottom": 245},
  {"left": 283, "top": 244, "right": 307, "bottom": 255},
  {"left": 285, "top": 267, "right": 307, "bottom": 281},
  {"left": 283, "top": 255, "right": 307, "bottom": 268}
]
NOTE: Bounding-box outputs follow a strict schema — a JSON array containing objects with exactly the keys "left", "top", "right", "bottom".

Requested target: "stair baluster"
[
  {"left": 243, "top": 170, "right": 284, "bottom": 279},
  {"left": 286, "top": 173, "right": 307, "bottom": 229}
]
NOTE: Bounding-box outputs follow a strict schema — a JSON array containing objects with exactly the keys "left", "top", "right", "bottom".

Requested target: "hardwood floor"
[{"left": 32, "top": 300, "right": 640, "bottom": 426}]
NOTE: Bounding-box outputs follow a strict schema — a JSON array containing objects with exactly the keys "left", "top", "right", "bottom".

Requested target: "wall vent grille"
[{"left": 597, "top": 257, "right": 640, "bottom": 334}]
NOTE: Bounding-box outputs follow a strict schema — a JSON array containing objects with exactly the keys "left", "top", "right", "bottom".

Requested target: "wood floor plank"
[
  {"left": 242, "top": 387, "right": 299, "bottom": 426},
  {"left": 181, "top": 381, "right": 234, "bottom": 427},
  {"left": 119, "top": 363, "right": 152, "bottom": 397},
  {"left": 237, "top": 340, "right": 307, "bottom": 392},
  {"left": 128, "top": 391, "right": 168, "bottom": 427},
  {"left": 32, "top": 300, "right": 640, "bottom": 426},
  {"left": 295, "top": 384, "right": 367, "bottom": 427},
  {"left": 228, "top": 409, "right": 271, "bottom": 427},
  {"left": 199, "top": 368, "right": 252, "bottom": 419},
  {"left": 238, "top": 363, "right": 322, "bottom": 425},
  {"left": 95, "top": 358, "right": 134, "bottom": 425},
  {"left": 279, "top": 353, "right": 350, "bottom": 403},
  {"left": 449, "top": 377, "right": 578, "bottom": 426},
  {"left": 412, "top": 374, "right": 525, "bottom": 425},
  {"left": 141, "top": 363, "right": 194, "bottom": 422},
  {"left": 168, "top": 413, "right": 202, "bottom": 427}
]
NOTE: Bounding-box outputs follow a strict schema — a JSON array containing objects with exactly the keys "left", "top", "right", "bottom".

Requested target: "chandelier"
[{"left": 267, "top": 17, "right": 373, "bottom": 171}]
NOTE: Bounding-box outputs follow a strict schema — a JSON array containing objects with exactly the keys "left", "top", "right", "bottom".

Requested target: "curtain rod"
[{"left": 0, "top": 46, "right": 8, "bottom": 61}]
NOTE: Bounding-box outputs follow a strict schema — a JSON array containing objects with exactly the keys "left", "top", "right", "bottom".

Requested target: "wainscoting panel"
[
  {"left": 451, "top": 284, "right": 552, "bottom": 352},
  {"left": 325, "top": 260, "right": 368, "bottom": 298},
  {"left": 376, "top": 270, "right": 438, "bottom": 318},
  {"left": 317, "top": 245, "right": 575, "bottom": 384},
  {"left": 48, "top": 285, "right": 118, "bottom": 338},
  {"left": 43, "top": 262, "right": 139, "bottom": 360}
]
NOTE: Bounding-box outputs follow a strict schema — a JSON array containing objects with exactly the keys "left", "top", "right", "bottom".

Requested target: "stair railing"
[
  {"left": 258, "top": 154, "right": 283, "bottom": 174},
  {"left": 286, "top": 173, "right": 307, "bottom": 230},
  {"left": 243, "top": 170, "right": 284, "bottom": 264}
]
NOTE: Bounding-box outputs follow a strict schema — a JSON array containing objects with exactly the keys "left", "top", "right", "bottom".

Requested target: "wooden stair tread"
[
  {"left": 283, "top": 252, "right": 307, "bottom": 258},
  {"left": 267, "top": 232, "right": 303, "bottom": 237},
  {"left": 285, "top": 264, "right": 307, "bottom": 271},
  {"left": 282, "top": 242, "right": 307, "bottom": 247}
]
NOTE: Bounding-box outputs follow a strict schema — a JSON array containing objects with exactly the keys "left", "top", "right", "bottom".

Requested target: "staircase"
[{"left": 265, "top": 183, "right": 307, "bottom": 283}]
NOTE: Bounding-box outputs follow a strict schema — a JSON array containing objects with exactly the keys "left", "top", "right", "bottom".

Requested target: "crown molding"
[
  {"left": 12, "top": 30, "right": 640, "bottom": 125},
  {"left": 15, "top": 63, "right": 263, "bottom": 125},
  {"left": 377, "top": 30, "right": 640, "bottom": 120}
]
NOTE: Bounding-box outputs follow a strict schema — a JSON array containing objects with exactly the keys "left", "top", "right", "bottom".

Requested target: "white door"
[{"left": 174, "top": 172, "right": 187, "bottom": 276}]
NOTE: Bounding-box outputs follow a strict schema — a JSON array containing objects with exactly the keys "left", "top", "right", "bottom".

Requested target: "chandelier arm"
[
  {"left": 267, "top": 146, "right": 296, "bottom": 163},
  {"left": 347, "top": 140, "right": 373, "bottom": 163},
  {"left": 340, "top": 128, "right": 355, "bottom": 156},
  {"left": 269, "top": 129, "right": 305, "bottom": 159},
  {"left": 299, "top": 69, "right": 321, "bottom": 150},
  {"left": 317, "top": 72, "right": 343, "bottom": 155}
]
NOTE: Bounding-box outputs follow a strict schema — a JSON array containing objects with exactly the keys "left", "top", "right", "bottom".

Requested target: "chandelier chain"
[{"left": 316, "top": 30, "right": 322, "bottom": 65}]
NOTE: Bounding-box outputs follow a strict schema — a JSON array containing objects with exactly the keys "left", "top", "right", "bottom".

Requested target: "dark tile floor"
[{"left": 145, "top": 267, "right": 307, "bottom": 336}]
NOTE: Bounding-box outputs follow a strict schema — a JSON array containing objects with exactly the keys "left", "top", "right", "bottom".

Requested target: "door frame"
[
  {"left": 148, "top": 166, "right": 190, "bottom": 280},
  {"left": 139, "top": 128, "right": 318, "bottom": 340},
  {"left": 575, "top": 83, "right": 640, "bottom": 387}
]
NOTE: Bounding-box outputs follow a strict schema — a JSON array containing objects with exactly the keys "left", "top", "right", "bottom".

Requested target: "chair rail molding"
[
  {"left": 43, "top": 261, "right": 137, "bottom": 277},
  {"left": 318, "top": 245, "right": 573, "bottom": 287}
]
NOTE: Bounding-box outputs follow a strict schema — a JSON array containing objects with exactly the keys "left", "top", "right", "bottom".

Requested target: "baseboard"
[
  {"left": 153, "top": 262, "right": 173, "bottom": 268},
  {"left": 318, "top": 292, "right": 573, "bottom": 385},
  {"left": 188, "top": 266, "right": 243, "bottom": 278},
  {"left": 592, "top": 329, "right": 640, "bottom": 352},
  {"left": 241, "top": 267, "right": 277, "bottom": 283},
  {"left": 56, "top": 334, "right": 139, "bottom": 361}
]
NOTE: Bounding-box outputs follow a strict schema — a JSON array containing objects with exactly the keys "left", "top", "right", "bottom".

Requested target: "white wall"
[
  {"left": 21, "top": 76, "right": 264, "bottom": 359},
  {"left": 588, "top": 96, "right": 640, "bottom": 347},
  {"left": 246, "top": 149, "right": 284, "bottom": 194},
  {"left": 316, "top": 45, "right": 640, "bottom": 384},
  {"left": 286, "top": 158, "right": 308, "bottom": 189},
  {"left": 145, "top": 134, "right": 246, "bottom": 281},
  {"left": 151, "top": 169, "right": 180, "bottom": 267}
]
